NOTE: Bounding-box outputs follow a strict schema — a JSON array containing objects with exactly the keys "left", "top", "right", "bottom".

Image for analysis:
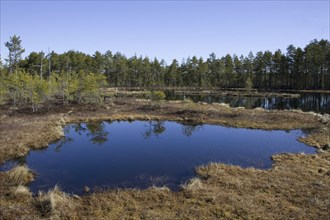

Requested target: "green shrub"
[
  {"left": 150, "top": 91, "right": 166, "bottom": 101},
  {"left": 2, "top": 70, "right": 108, "bottom": 110},
  {"left": 149, "top": 90, "right": 166, "bottom": 108},
  {"left": 0, "top": 71, "right": 8, "bottom": 104}
]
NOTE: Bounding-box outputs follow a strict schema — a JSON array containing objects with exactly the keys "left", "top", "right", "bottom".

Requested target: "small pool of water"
[{"left": 3, "top": 121, "right": 315, "bottom": 194}]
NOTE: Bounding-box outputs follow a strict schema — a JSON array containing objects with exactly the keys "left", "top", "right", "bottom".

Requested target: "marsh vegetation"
[
  {"left": 1, "top": 35, "right": 330, "bottom": 219},
  {"left": 0, "top": 97, "right": 329, "bottom": 219}
]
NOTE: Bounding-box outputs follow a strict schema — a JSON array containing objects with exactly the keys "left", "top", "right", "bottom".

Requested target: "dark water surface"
[
  {"left": 3, "top": 121, "right": 315, "bottom": 194},
  {"left": 165, "top": 92, "right": 330, "bottom": 113}
]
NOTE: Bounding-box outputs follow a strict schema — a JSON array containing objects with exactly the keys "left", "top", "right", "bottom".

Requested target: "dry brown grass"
[
  {"left": 0, "top": 114, "right": 65, "bottom": 163},
  {"left": 6, "top": 165, "right": 35, "bottom": 185},
  {"left": 0, "top": 97, "right": 329, "bottom": 219},
  {"left": 10, "top": 185, "right": 32, "bottom": 198},
  {"left": 181, "top": 177, "right": 204, "bottom": 191},
  {"left": 34, "top": 185, "right": 77, "bottom": 218},
  {"left": 193, "top": 152, "right": 330, "bottom": 219}
]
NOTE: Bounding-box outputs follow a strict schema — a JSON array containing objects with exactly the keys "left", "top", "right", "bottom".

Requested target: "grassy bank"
[{"left": 0, "top": 97, "right": 329, "bottom": 219}]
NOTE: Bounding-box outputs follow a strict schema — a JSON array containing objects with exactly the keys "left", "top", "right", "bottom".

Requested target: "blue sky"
[{"left": 1, "top": 0, "right": 329, "bottom": 63}]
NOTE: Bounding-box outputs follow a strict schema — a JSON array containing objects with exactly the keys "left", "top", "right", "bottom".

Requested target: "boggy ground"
[{"left": 0, "top": 98, "right": 329, "bottom": 219}]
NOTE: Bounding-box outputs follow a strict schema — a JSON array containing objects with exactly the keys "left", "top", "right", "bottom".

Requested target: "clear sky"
[{"left": 1, "top": 0, "right": 329, "bottom": 63}]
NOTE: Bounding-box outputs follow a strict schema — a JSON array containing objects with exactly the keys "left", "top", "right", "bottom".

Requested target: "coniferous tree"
[
  {"left": 224, "top": 54, "right": 234, "bottom": 87},
  {"left": 5, "top": 35, "right": 25, "bottom": 74},
  {"left": 3, "top": 35, "right": 330, "bottom": 96}
]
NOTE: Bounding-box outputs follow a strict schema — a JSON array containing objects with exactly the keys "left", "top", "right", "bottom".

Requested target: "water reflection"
[
  {"left": 166, "top": 91, "right": 330, "bottom": 113},
  {"left": 0, "top": 157, "right": 26, "bottom": 172},
  {"left": 142, "top": 121, "right": 204, "bottom": 138},
  {"left": 2, "top": 121, "right": 315, "bottom": 194},
  {"left": 54, "top": 137, "right": 73, "bottom": 152},
  {"left": 73, "top": 121, "right": 109, "bottom": 144},
  {"left": 143, "top": 121, "right": 166, "bottom": 138},
  {"left": 181, "top": 123, "right": 203, "bottom": 137}
]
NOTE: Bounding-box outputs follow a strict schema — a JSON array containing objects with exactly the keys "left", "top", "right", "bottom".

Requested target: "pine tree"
[{"left": 5, "top": 35, "right": 25, "bottom": 74}]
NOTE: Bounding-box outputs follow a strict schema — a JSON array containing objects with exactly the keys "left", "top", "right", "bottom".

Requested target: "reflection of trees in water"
[
  {"left": 54, "top": 136, "right": 74, "bottom": 152},
  {"left": 268, "top": 93, "right": 330, "bottom": 112},
  {"left": 244, "top": 97, "right": 259, "bottom": 109},
  {"left": 298, "top": 93, "right": 330, "bottom": 113},
  {"left": 86, "top": 121, "right": 109, "bottom": 144},
  {"left": 181, "top": 123, "right": 203, "bottom": 137},
  {"left": 142, "top": 120, "right": 203, "bottom": 138},
  {"left": 172, "top": 93, "right": 330, "bottom": 113},
  {"left": 73, "top": 124, "right": 87, "bottom": 135},
  {"left": 143, "top": 121, "right": 166, "bottom": 139},
  {"left": 73, "top": 121, "right": 110, "bottom": 144}
]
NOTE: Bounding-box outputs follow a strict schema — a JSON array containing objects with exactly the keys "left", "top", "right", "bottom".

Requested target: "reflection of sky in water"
[
  {"left": 3, "top": 121, "right": 315, "bottom": 194},
  {"left": 166, "top": 92, "right": 330, "bottom": 113}
]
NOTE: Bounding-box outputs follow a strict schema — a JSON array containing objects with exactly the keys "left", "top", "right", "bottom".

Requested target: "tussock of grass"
[
  {"left": 307, "top": 111, "right": 322, "bottom": 117},
  {"left": 290, "top": 109, "right": 304, "bottom": 113},
  {"left": 150, "top": 185, "right": 170, "bottom": 192},
  {"left": 307, "top": 112, "right": 330, "bottom": 124},
  {"left": 6, "top": 165, "right": 35, "bottom": 185},
  {"left": 35, "top": 185, "right": 76, "bottom": 218},
  {"left": 11, "top": 185, "right": 32, "bottom": 198},
  {"left": 213, "top": 102, "right": 230, "bottom": 108},
  {"left": 254, "top": 107, "right": 264, "bottom": 111},
  {"left": 181, "top": 178, "right": 204, "bottom": 191},
  {"left": 127, "top": 115, "right": 135, "bottom": 121},
  {"left": 52, "top": 125, "right": 65, "bottom": 138},
  {"left": 320, "top": 113, "right": 329, "bottom": 124}
]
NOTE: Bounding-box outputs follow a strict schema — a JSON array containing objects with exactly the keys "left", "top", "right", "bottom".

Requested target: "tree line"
[{"left": 1, "top": 35, "right": 330, "bottom": 92}]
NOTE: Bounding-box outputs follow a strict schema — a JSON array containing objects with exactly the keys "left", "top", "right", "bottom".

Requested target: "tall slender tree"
[{"left": 5, "top": 35, "right": 25, "bottom": 74}]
